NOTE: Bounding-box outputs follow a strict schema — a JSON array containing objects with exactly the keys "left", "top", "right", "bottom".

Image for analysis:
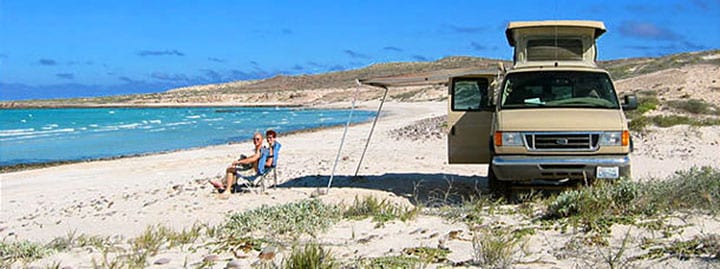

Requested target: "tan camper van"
[{"left": 448, "top": 20, "right": 637, "bottom": 193}]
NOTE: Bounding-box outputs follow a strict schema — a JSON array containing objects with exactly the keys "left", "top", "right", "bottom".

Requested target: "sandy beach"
[{"left": 1, "top": 101, "right": 719, "bottom": 268}]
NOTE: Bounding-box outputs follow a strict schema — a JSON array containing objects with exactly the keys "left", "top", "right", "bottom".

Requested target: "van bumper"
[{"left": 491, "top": 155, "right": 631, "bottom": 182}]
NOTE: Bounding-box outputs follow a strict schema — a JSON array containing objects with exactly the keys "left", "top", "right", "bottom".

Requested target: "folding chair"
[
  {"left": 236, "top": 142, "right": 281, "bottom": 194},
  {"left": 237, "top": 167, "right": 280, "bottom": 193}
]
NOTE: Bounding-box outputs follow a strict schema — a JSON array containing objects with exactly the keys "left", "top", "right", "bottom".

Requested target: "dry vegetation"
[{"left": 3, "top": 167, "right": 718, "bottom": 268}]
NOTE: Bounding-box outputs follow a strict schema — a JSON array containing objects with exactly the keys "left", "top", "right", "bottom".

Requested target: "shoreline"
[{"left": 0, "top": 105, "right": 381, "bottom": 173}]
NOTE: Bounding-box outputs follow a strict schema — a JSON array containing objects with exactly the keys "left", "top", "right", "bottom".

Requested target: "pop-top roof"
[{"left": 505, "top": 20, "right": 606, "bottom": 46}]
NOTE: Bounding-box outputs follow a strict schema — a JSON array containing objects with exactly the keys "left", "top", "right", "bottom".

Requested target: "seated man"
[{"left": 210, "top": 132, "right": 269, "bottom": 198}]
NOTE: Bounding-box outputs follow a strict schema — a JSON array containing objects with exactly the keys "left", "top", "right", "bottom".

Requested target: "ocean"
[{"left": 0, "top": 107, "right": 376, "bottom": 167}]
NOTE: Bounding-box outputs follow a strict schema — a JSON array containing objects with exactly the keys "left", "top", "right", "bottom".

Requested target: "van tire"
[{"left": 488, "top": 164, "right": 511, "bottom": 199}]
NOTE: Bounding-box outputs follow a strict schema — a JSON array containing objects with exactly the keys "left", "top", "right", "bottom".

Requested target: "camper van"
[{"left": 448, "top": 20, "right": 637, "bottom": 192}]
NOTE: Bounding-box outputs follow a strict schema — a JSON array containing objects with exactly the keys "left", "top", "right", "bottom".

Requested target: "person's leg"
[
  {"left": 209, "top": 165, "right": 234, "bottom": 191},
  {"left": 225, "top": 167, "right": 236, "bottom": 187},
  {"left": 226, "top": 173, "right": 236, "bottom": 192},
  {"left": 220, "top": 172, "right": 234, "bottom": 198}
]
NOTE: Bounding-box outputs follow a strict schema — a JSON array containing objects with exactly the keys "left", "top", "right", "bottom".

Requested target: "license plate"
[{"left": 597, "top": 166, "right": 620, "bottom": 179}]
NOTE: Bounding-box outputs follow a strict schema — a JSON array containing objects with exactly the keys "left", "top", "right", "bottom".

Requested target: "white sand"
[{"left": 1, "top": 101, "right": 718, "bottom": 268}]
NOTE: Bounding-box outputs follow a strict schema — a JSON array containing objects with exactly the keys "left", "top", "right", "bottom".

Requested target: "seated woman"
[
  {"left": 264, "top": 129, "right": 281, "bottom": 169},
  {"left": 209, "top": 132, "right": 268, "bottom": 198}
]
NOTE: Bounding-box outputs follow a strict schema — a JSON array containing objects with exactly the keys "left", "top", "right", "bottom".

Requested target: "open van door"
[{"left": 448, "top": 74, "right": 495, "bottom": 164}]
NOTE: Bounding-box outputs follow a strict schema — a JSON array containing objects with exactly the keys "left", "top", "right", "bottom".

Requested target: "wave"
[
  {"left": 165, "top": 121, "right": 193, "bottom": 127},
  {"left": 0, "top": 128, "right": 35, "bottom": 136},
  {"left": 0, "top": 128, "right": 76, "bottom": 140},
  {"left": 41, "top": 124, "right": 59, "bottom": 130},
  {"left": 116, "top": 123, "right": 142, "bottom": 129},
  {"left": 201, "top": 118, "right": 224, "bottom": 122}
]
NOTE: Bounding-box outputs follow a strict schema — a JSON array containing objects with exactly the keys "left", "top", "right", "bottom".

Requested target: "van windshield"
[{"left": 500, "top": 71, "right": 620, "bottom": 109}]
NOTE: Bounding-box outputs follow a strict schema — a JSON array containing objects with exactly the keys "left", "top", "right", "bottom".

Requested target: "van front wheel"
[{"left": 488, "top": 164, "right": 510, "bottom": 199}]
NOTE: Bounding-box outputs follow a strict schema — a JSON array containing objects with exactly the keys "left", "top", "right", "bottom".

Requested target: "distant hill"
[
  {"left": 174, "top": 56, "right": 508, "bottom": 94},
  {"left": 2, "top": 50, "right": 719, "bottom": 107},
  {"left": 600, "top": 49, "right": 720, "bottom": 80}
]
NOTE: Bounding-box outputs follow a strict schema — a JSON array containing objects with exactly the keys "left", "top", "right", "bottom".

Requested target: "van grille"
[{"left": 525, "top": 133, "right": 599, "bottom": 151}]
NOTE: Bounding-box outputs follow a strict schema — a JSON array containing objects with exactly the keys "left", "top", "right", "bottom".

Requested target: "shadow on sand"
[
  {"left": 277, "top": 173, "right": 489, "bottom": 206},
  {"left": 276, "top": 173, "right": 582, "bottom": 205}
]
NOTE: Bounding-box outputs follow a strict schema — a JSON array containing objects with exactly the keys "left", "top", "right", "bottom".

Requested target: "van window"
[
  {"left": 501, "top": 71, "right": 619, "bottom": 109},
  {"left": 452, "top": 78, "right": 490, "bottom": 111},
  {"left": 527, "top": 39, "right": 584, "bottom": 61}
]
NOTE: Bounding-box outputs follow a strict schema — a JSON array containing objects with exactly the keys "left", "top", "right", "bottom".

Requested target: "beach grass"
[
  {"left": 342, "top": 195, "right": 419, "bottom": 227},
  {"left": 542, "top": 166, "right": 719, "bottom": 242},
  {"left": 0, "top": 240, "right": 53, "bottom": 266},
  {"left": 432, "top": 194, "right": 505, "bottom": 224},
  {"left": 638, "top": 234, "right": 720, "bottom": 260},
  {"left": 224, "top": 199, "right": 342, "bottom": 239},
  {"left": 471, "top": 226, "right": 522, "bottom": 269},
  {"left": 358, "top": 255, "right": 421, "bottom": 268},
  {"left": 403, "top": 246, "right": 450, "bottom": 264},
  {"left": 282, "top": 243, "right": 337, "bottom": 269},
  {"left": 667, "top": 98, "right": 719, "bottom": 115}
]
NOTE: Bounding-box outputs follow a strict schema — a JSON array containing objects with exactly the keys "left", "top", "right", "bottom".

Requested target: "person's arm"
[{"left": 233, "top": 148, "right": 261, "bottom": 165}]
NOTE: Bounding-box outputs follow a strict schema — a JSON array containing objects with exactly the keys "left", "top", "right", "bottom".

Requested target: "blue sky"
[{"left": 1, "top": 0, "right": 719, "bottom": 100}]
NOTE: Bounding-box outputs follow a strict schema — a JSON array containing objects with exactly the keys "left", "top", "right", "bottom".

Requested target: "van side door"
[{"left": 448, "top": 75, "right": 494, "bottom": 164}]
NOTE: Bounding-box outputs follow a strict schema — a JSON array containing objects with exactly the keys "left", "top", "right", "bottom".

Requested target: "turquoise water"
[{"left": 0, "top": 107, "right": 375, "bottom": 167}]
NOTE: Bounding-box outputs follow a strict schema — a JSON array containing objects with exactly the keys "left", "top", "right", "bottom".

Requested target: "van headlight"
[
  {"left": 599, "top": 131, "right": 630, "bottom": 146},
  {"left": 494, "top": 131, "right": 523, "bottom": 146}
]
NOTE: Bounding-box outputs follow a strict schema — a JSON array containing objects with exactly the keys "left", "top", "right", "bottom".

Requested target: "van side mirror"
[{"left": 622, "top": 94, "right": 638, "bottom": 110}]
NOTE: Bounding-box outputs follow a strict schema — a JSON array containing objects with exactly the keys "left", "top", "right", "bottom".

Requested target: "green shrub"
[
  {"left": 0, "top": 240, "right": 52, "bottom": 264},
  {"left": 544, "top": 167, "right": 720, "bottom": 232},
  {"left": 132, "top": 225, "right": 170, "bottom": 256},
  {"left": 472, "top": 228, "right": 519, "bottom": 268},
  {"left": 638, "top": 166, "right": 720, "bottom": 215},
  {"left": 403, "top": 247, "right": 450, "bottom": 264},
  {"left": 641, "top": 234, "right": 720, "bottom": 260},
  {"left": 546, "top": 180, "right": 638, "bottom": 219},
  {"left": 630, "top": 115, "right": 720, "bottom": 131},
  {"left": 434, "top": 195, "right": 504, "bottom": 224},
  {"left": 343, "top": 196, "right": 418, "bottom": 226},
  {"left": 668, "top": 99, "right": 714, "bottom": 114},
  {"left": 636, "top": 95, "right": 659, "bottom": 114},
  {"left": 224, "top": 199, "right": 341, "bottom": 238},
  {"left": 628, "top": 116, "right": 650, "bottom": 132},
  {"left": 360, "top": 255, "right": 420, "bottom": 268},
  {"left": 282, "top": 243, "right": 337, "bottom": 269},
  {"left": 651, "top": 115, "right": 693, "bottom": 127},
  {"left": 652, "top": 115, "right": 720, "bottom": 127}
]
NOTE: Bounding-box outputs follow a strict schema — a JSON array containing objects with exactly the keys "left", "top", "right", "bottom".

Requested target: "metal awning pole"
[
  {"left": 326, "top": 80, "right": 362, "bottom": 193},
  {"left": 353, "top": 85, "right": 389, "bottom": 178}
]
